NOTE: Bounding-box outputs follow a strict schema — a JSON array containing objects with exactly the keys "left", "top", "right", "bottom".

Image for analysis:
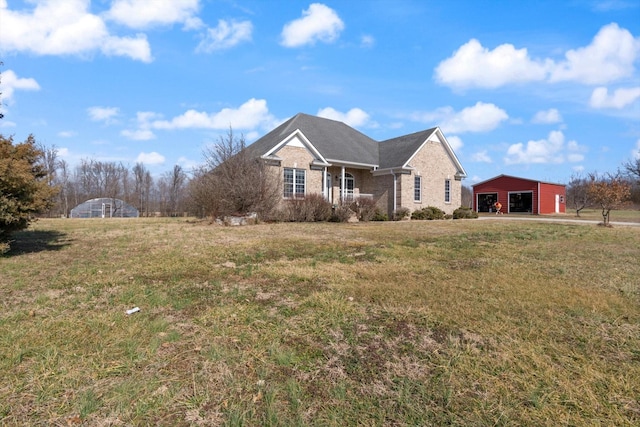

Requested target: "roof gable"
[
  {"left": 379, "top": 127, "right": 466, "bottom": 177},
  {"left": 247, "top": 113, "right": 379, "bottom": 167},
  {"left": 246, "top": 113, "right": 466, "bottom": 177}
]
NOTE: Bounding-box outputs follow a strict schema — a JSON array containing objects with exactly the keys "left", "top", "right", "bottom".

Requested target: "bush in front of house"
[
  {"left": 371, "top": 210, "right": 389, "bottom": 221},
  {"left": 330, "top": 203, "right": 355, "bottom": 222},
  {"left": 351, "top": 197, "right": 379, "bottom": 222},
  {"left": 453, "top": 206, "right": 479, "bottom": 219},
  {"left": 280, "top": 193, "right": 333, "bottom": 222},
  {"left": 392, "top": 207, "right": 411, "bottom": 221},
  {"left": 411, "top": 206, "right": 446, "bottom": 220}
]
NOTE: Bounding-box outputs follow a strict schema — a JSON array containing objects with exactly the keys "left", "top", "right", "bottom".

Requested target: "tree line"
[{"left": 38, "top": 145, "right": 189, "bottom": 218}]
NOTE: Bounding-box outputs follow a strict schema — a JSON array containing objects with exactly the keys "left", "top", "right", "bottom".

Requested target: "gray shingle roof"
[
  {"left": 246, "top": 113, "right": 462, "bottom": 173},
  {"left": 246, "top": 113, "right": 379, "bottom": 166},
  {"left": 378, "top": 128, "right": 437, "bottom": 169}
]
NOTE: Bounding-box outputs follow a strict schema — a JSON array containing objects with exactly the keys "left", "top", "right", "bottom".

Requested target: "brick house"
[{"left": 246, "top": 113, "right": 467, "bottom": 217}]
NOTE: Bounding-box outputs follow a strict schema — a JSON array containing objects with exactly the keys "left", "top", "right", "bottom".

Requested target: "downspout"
[
  {"left": 537, "top": 182, "right": 540, "bottom": 215},
  {"left": 341, "top": 166, "right": 345, "bottom": 203},
  {"left": 392, "top": 171, "right": 397, "bottom": 213}
]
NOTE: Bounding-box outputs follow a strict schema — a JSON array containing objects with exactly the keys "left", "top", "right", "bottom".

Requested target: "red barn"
[{"left": 472, "top": 175, "right": 566, "bottom": 215}]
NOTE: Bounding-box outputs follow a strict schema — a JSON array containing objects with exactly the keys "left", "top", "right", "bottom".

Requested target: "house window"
[
  {"left": 284, "top": 168, "right": 305, "bottom": 198},
  {"left": 414, "top": 176, "right": 422, "bottom": 202},
  {"left": 444, "top": 179, "right": 451, "bottom": 203}
]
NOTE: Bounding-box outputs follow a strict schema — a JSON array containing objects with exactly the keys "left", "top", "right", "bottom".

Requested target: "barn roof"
[{"left": 472, "top": 174, "right": 565, "bottom": 188}]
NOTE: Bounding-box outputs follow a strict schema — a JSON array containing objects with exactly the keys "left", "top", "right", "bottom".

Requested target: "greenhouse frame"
[{"left": 70, "top": 198, "right": 139, "bottom": 218}]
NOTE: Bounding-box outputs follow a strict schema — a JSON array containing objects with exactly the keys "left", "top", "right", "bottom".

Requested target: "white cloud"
[
  {"left": 632, "top": 139, "right": 640, "bottom": 159},
  {"left": 532, "top": 108, "right": 562, "bottom": 124},
  {"left": 589, "top": 86, "right": 640, "bottom": 109},
  {"left": 550, "top": 23, "right": 640, "bottom": 84},
  {"left": 152, "top": 98, "right": 274, "bottom": 130},
  {"left": 592, "top": 0, "right": 639, "bottom": 11},
  {"left": 121, "top": 129, "right": 155, "bottom": 141},
  {"left": 105, "top": 0, "right": 202, "bottom": 30},
  {"left": 88, "top": 106, "right": 119, "bottom": 122},
  {"left": 0, "top": 70, "right": 40, "bottom": 103},
  {"left": 0, "top": 0, "right": 152, "bottom": 62},
  {"left": 317, "top": 107, "right": 371, "bottom": 127},
  {"left": 196, "top": 19, "right": 253, "bottom": 52},
  {"left": 281, "top": 3, "right": 344, "bottom": 47},
  {"left": 411, "top": 102, "right": 508, "bottom": 134},
  {"left": 0, "top": 120, "right": 17, "bottom": 128},
  {"left": 56, "top": 147, "right": 70, "bottom": 158},
  {"left": 177, "top": 156, "right": 201, "bottom": 171},
  {"left": 435, "top": 39, "right": 549, "bottom": 89},
  {"left": 435, "top": 23, "right": 640, "bottom": 89},
  {"left": 58, "top": 131, "right": 77, "bottom": 138},
  {"left": 446, "top": 135, "right": 463, "bottom": 151},
  {"left": 504, "top": 130, "right": 575, "bottom": 165},
  {"left": 136, "top": 151, "right": 165, "bottom": 165},
  {"left": 471, "top": 150, "right": 492, "bottom": 163},
  {"left": 360, "top": 35, "right": 375, "bottom": 48},
  {"left": 567, "top": 153, "right": 585, "bottom": 162}
]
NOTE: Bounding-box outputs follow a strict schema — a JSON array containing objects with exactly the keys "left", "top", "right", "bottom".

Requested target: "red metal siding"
[
  {"left": 474, "top": 176, "right": 537, "bottom": 213},
  {"left": 539, "top": 183, "right": 566, "bottom": 214},
  {"left": 473, "top": 175, "right": 566, "bottom": 215}
]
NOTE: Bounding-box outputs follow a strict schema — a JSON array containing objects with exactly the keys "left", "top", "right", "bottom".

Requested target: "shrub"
[
  {"left": 331, "top": 203, "right": 355, "bottom": 222},
  {"left": 281, "top": 193, "right": 332, "bottom": 222},
  {"left": 392, "top": 207, "right": 411, "bottom": 221},
  {"left": 371, "top": 210, "right": 389, "bottom": 221},
  {"left": 352, "top": 197, "right": 379, "bottom": 222},
  {"left": 411, "top": 206, "right": 445, "bottom": 220},
  {"left": 453, "top": 206, "right": 479, "bottom": 219}
]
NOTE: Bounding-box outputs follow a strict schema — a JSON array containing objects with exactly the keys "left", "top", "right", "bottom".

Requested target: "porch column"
[{"left": 323, "top": 167, "right": 328, "bottom": 200}]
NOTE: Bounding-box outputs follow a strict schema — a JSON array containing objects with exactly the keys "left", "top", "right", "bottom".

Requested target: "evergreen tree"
[{"left": 0, "top": 134, "right": 57, "bottom": 250}]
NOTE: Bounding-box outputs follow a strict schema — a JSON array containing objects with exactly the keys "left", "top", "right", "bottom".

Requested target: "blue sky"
[{"left": 1, "top": 0, "right": 639, "bottom": 185}]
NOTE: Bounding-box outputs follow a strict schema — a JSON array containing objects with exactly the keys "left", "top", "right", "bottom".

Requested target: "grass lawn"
[
  {"left": 1, "top": 217, "right": 639, "bottom": 426},
  {"left": 545, "top": 208, "right": 640, "bottom": 223}
]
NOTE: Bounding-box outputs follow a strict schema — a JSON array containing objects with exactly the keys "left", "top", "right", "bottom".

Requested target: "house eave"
[
  {"left": 371, "top": 167, "right": 412, "bottom": 176},
  {"left": 325, "top": 159, "right": 378, "bottom": 169}
]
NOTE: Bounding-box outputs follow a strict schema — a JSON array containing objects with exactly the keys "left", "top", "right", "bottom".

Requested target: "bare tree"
[
  {"left": 187, "top": 165, "right": 217, "bottom": 218},
  {"left": 623, "top": 157, "right": 640, "bottom": 206},
  {"left": 159, "top": 165, "right": 187, "bottom": 216},
  {"left": 37, "top": 144, "right": 60, "bottom": 216},
  {"left": 623, "top": 157, "right": 640, "bottom": 182},
  {"left": 132, "top": 162, "right": 147, "bottom": 213},
  {"left": 566, "top": 173, "right": 590, "bottom": 217},
  {"left": 143, "top": 169, "right": 153, "bottom": 217},
  {"left": 56, "top": 159, "right": 71, "bottom": 217},
  {"left": 192, "top": 127, "right": 280, "bottom": 219},
  {"left": 461, "top": 185, "right": 473, "bottom": 208},
  {"left": 587, "top": 172, "right": 631, "bottom": 226}
]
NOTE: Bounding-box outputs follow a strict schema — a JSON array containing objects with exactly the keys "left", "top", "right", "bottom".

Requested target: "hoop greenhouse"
[{"left": 70, "top": 198, "right": 139, "bottom": 218}]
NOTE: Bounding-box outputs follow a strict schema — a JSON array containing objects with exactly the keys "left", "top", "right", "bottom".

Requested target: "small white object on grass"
[{"left": 126, "top": 307, "right": 140, "bottom": 315}]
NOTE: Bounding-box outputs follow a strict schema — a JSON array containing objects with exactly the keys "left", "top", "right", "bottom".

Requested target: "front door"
[{"left": 340, "top": 173, "right": 355, "bottom": 202}]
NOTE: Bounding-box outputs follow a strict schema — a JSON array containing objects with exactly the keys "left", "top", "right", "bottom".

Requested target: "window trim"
[
  {"left": 444, "top": 179, "right": 451, "bottom": 203},
  {"left": 283, "top": 167, "right": 306, "bottom": 199},
  {"left": 414, "top": 175, "right": 422, "bottom": 202}
]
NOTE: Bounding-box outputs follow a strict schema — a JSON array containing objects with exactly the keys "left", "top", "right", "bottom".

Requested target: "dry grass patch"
[{"left": 1, "top": 218, "right": 638, "bottom": 425}]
